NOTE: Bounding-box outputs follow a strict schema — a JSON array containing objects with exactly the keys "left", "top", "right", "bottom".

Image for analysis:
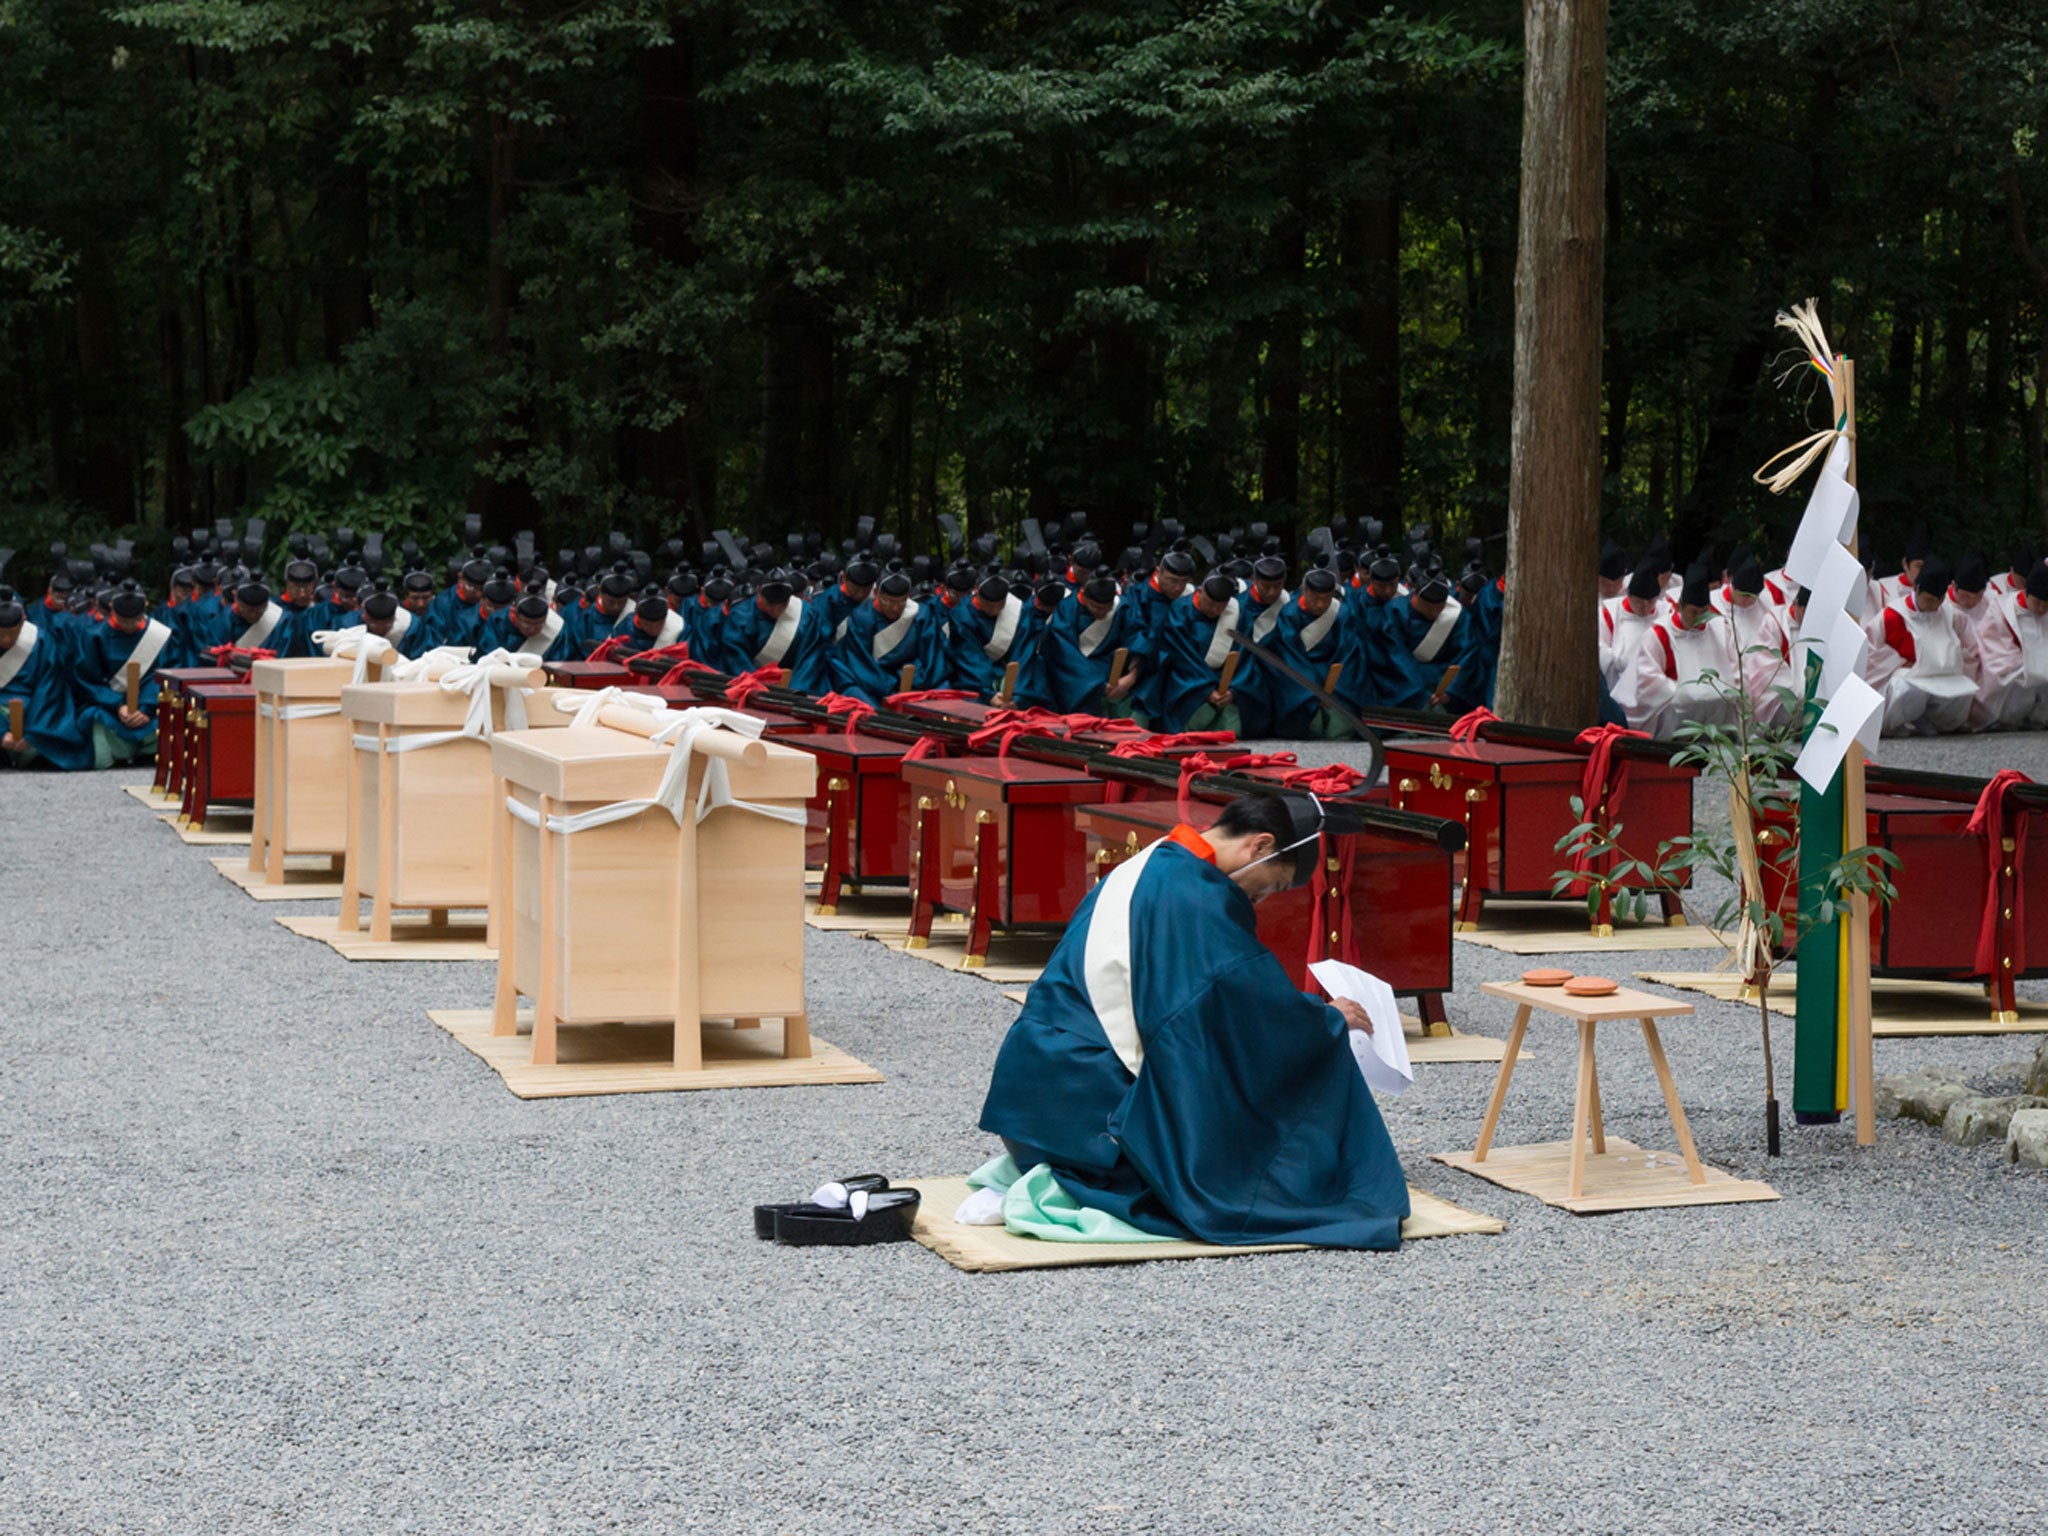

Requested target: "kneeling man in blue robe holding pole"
[{"left": 978, "top": 793, "right": 1410, "bottom": 1250}]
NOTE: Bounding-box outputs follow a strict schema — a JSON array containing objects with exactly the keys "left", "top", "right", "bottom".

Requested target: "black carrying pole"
[{"left": 660, "top": 666, "right": 1465, "bottom": 852}]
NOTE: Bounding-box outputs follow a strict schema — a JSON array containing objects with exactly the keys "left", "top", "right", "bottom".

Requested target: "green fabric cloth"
[
  {"left": 90, "top": 722, "right": 156, "bottom": 770},
  {"left": 967, "top": 1153, "right": 1173, "bottom": 1244},
  {"left": 1183, "top": 700, "right": 1243, "bottom": 735}
]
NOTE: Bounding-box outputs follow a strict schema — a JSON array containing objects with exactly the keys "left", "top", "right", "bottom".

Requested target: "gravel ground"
[{"left": 5, "top": 736, "right": 2047, "bottom": 1535}]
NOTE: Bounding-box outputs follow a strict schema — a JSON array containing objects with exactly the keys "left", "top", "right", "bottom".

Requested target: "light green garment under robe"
[{"left": 967, "top": 1154, "right": 1172, "bottom": 1244}]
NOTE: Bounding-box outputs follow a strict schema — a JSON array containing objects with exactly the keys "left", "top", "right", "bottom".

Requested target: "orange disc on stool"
[
  {"left": 1564, "top": 975, "right": 1619, "bottom": 997},
  {"left": 1521, "top": 968, "right": 1572, "bottom": 987}
]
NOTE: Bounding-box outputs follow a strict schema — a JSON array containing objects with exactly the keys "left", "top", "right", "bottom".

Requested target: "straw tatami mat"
[
  {"left": 428, "top": 1009, "right": 883, "bottom": 1099},
  {"left": 1638, "top": 970, "right": 2048, "bottom": 1038},
  {"left": 1434, "top": 1138, "right": 1779, "bottom": 1215},
  {"left": 901, "top": 1177, "right": 1503, "bottom": 1272},
  {"left": 209, "top": 854, "right": 345, "bottom": 901},
  {"left": 122, "top": 783, "right": 181, "bottom": 809},
  {"left": 277, "top": 912, "right": 493, "bottom": 961}
]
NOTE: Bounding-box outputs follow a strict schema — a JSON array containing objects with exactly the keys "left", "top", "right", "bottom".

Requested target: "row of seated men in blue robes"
[{"left": 2, "top": 539, "right": 1515, "bottom": 769}]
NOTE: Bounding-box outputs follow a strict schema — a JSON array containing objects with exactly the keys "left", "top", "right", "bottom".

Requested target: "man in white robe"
[
  {"left": 1867, "top": 558, "right": 1981, "bottom": 736},
  {"left": 1625, "top": 565, "right": 1741, "bottom": 739},
  {"left": 1972, "top": 560, "right": 2048, "bottom": 730},
  {"left": 1600, "top": 562, "right": 1662, "bottom": 692},
  {"left": 1723, "top": 553, "right": 1793, "bottom": 726}
]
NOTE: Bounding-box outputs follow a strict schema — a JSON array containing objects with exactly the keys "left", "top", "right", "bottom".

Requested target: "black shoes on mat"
[{"left": 754, "top": 1175, "right": 921, "bottom": 1247}]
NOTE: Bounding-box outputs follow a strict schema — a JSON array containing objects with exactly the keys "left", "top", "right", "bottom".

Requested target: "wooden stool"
[{"left": 1471, "top": 979, "right": 1704, "bottom": 1199}]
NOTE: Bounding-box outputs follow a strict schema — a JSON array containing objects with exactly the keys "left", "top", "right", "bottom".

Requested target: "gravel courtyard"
[{"left": 5, "top": 736, "right": 2046, "bottom": 1535}]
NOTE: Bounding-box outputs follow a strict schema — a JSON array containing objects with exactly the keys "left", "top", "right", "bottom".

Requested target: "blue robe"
[
  {"left": 178, "top": 596, "right": 235, "bottom": 664},
  {"left": 827, "top": 597, "right": 945, "bottom": 706},
  {"left": 1456, "top": 580, "right": 1505, "bottom": 712},
  {"left": 678, "top": 596, "right": 724, "bottom": 669},
  {"left": 718, "top": 595, "right": 828, "bottom": 692},
  {"left": 941, "top": 595, "right": 1035, "bottom": 699},
  {"left": 475, "top": 613, "right": 581, "bottom": 664},
  {"left": 1151, "top": 597, "right": 1270, "bottom": 734},
  {"left": 1266, "top": 595, "right": 1351, "bottom": 737},
  {"left": 70, "top": 621, "right": 170, "bottom": 756},
  {"left": 1355, "top": 596, "right": 1467, "bottom": 712},
  {"left": 1036, "top": 593, "right": 1154, "bottom": 716},
  {"left": 1120, "top": 577, "right": 1183, "bottom": 720},
  {"left": 0, "top": 623, "right": 91, "bottom": 770},
  {"left": 422, "top": 598, "right": 486, "bottom": 654},
  {"left": 269, "top": 601, "right": 319, "bottom": 658},
  {"left": 980, "top": 838, "right": 1408, "bottom": 1248}
]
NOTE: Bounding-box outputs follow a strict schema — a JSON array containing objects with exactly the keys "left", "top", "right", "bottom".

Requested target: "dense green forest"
[{"left": 3, "top": 0, "right": 2046, "bottom": 589}]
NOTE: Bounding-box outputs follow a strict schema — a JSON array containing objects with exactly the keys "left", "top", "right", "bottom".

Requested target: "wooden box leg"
[
  {"left": 248, "top": 701, "right": 269, "bottom": 873},
  {"left": 490, "top": 791, "right": 520, "bottom": 1038},
  {"left": 1471, "top": 1003, "right": 1532, "bottom": 1161},
  {"left": 1568, "top": 1020, "right": 1596, "bottom": 1198},
  {"left": 905, "top": 796, "right": 940, "bottom": 948},
  {"left": 818, "top": 776, "right": 851, "bottom": 914},
  {"left": 1639, "top": 1018, "right": 1705, "bottom": 1184},
  {"left": 370, "top": 723, "right": 396, "bottom": 942},
  {"left": 1456, "top": 811, "right": 1488, "bottom": 931},
  {"left": 1416, "top": 991, "right": 1452, "bottom": 1038},
  {"left": 339, "top": 731, "right": 364, "bottom": 933},
  {"left": 782, "top": 1011, "right": 811, "bottom": 1059},
  {"left": 531, "top": 795, "right": 560, "bottom": 1066},
  {"left": 963, "top": 812, "right": 999, "bottom": 967},
  {"left": 485, "top": 772, "right": 507, "bottom": 951},
  {"left": 672, "top": 810, "right": 702, "bottom": 1072},
  {"left": 266, "top": 715, "right": 288, "bottom": 884}
]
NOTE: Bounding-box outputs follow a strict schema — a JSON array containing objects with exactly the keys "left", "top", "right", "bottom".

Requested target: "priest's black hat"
[
  {"left": 1200, "top": 572, "right": 1237, "bottom": 604},
  {"left": 2029, "top": 560, "right": 2048, "bottom": 603},
  {"left": 1915, "top": 555, "right": 1951, "bottom": 597},
  {"left": 844, "top": 559, "right": 879, "bottom": 587},
  {"left": 1413, "top": 572, "right": 1451, "bottom": 605},
  {"left": 1160, "top": 549, "right": 1197, "bottom": 579},
  {"left": 635, "top": 595, "right": 669, "bottom": 626},
  {"left": 109, "top": 581, "right": 149, "bottom": 620},
  {"left": 758, "top": 570, "right": 796, "bottom": 605},
  {"left": 362, "top": 591, "right": 400, "bottom": 622},
  {"left": 877, "top": 571, "right": 912, "bottom": 597},
  {"left": 1679, "top": 563, "right": 1713, "bottom": 608},
  {"left": 1627, "top": 561, "right": 1661, "bottom": 602},
  {"left": 1252, "top": 555, "right": 1287, "bottom": 583},
  {"left": 1903, "top": 522, "right": 1932, "bottom": 562},
  {"left": 1954, "top": 552, "right": 1989, "bottom": 594},
  {"left": 0, "top": 591, "right": 24, "bottom": 627},
  {"left": 1367, "top": 555, "right": 1402, "bottom": 584},
  {"left": 332, "top": 565, "right": 367, "bottom": 593},
  {"left": 402, "top": 569, "right": 435, "bottom": 594},
  {"left": 238, "top": 581, "right": 271, "bottom": 609},
  {"left": 1599, "top": 539, "right": 1629, "bottom": 581},
  {"left": 1302, "top": 567, "right": 1338, "bottom": 594},
  {"left": 942, "top": 564, "right": 976, "bottom": 593},
  {"left": 976, "top": 574, "right": 1010, "bottom": 604},
  {"left": 284, "top": 559, "right": 318, "bottom": 583},
  {"left": 599, "top": 570, "right": 636, "bottom": 600},
  {"left": 1069, "top": 544, "right": 1103, "bottom": 573},
  {"left": 1082, "top": 575, "right": 1118, "bottom": 604},
  {"left": 1728, "top": 551, "right": 1764, "bottom": 597},
  {"left": 514, "top": 593, "right": 550, "bottom": 621}
]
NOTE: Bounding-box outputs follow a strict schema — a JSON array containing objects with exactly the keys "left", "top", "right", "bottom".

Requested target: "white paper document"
[
  {"left": 1309, "top": 959, "right": 1413, "bottom": 1097},
  {"left": 1785, "top": 455, "right": 1860, "bottom": 588},
  {"left": 1817, "top": 608, "right": 1869, "bottom": 700},
  {"left": 1808, "top": 539, "right": 1867, "bottom": 627},
  {"left": 1792, "top": 672, "right": 1883, "bottom": 792}
]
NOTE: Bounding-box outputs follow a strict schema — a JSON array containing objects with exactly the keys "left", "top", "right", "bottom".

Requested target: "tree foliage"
[{"left": 3, "top": 0, "right": 2046, "bottom": 588}]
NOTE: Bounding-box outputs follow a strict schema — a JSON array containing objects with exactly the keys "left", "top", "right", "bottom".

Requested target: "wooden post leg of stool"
[
  {"left": 1472, "top": 1004, "right": 1532, "bottom": 1161},
  {"left": 1569, "top": 1020, "right": 1596, "bottom": 1198},
  {"left": 265, "top": 715, "right": 287, "bottom": 882},
  {"left": 485, "top": 772, "right": 507, "bottom": 951},
  {"left": 672, "top": 808, "right": 702, "bottom": 1072},
  {"left": 1640, "top": 1017, "right": 1705, "bottom": 1184},
  {"left": 1586, "top": 1050, "right": 1606, "bottom": 1154},
  {"left": 427, "top": 908, "right": 448, "bottom": 930},
  {"left": 782, "top": 1011, "right": 811, "bottom": 1059},
  {"left": 339, "top": 734, "right": 364, "bottom": 933}
]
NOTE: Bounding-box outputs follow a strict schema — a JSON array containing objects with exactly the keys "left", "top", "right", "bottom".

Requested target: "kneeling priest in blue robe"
[{"left": 979, "top": 793, "right": 1409, "bottom": 1249}]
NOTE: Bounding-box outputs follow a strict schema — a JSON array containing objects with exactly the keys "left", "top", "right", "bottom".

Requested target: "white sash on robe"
[
  {"left": 1298, "top": 597, "right": 1341, "bottom": 653},
  {"left": 237, "top": 602, "right": 283, "bottom": 651},
  {"left": 516, "top": 609, "right": 565, "bottom": 656},
  {"left": 1078, "top": 600, "right": 1117, "bottom": 658},
  {"left": 871, "top": 599, "right": 919, "bottom": 660},
  {"left": 126, "top": 619, "right": 174, "bottom": 682},
  {"left": 387, "top": 606, "right": 412, "bottom": 644},
  {"left": 1202, "top": 598, "right": 1240, "bottom": 671},
  {"left": 982, "top": 593, "right": 1024, "bottom": 661},
  {"left": 1252, "top": 593, "right": 1287, "bottom": 643},
  {"left": 1900, "top": 606, "right": 1976, "bottom": 699},
  {"left": 1083, "top": 840, "right": 1164, "bottom": 1076},
  {"left": 755, "top": 594, "right": 804, "bottom": 667},
  {"left": 0, "top": 621, "right": 36, "bottom": 691},
  {"left": 1412, "top": 596, "right": 1462, "bottom": 665},
  {"left": 656, "top": 607, "right": 685, "bottom": 649}
]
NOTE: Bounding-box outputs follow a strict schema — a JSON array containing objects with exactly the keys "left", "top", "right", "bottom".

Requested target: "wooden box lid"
[
  {"left": 903, "top": 754, "right": 1105, "bottom": 805},
  {"left": 250, "top": 656, "right": 358, "bottom": 699},
  {"left": 492, "top": 725, "right": 817, "bottom": 804},
  {"left": 344, "top": 681, "right": 581, "bottom": 729},
  {"left": 186, "top": 681, "right": 255, "bottom": 710}
]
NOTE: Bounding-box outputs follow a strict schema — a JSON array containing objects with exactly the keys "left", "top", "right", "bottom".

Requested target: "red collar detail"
[{"left": 1165, "top": 824, "right": 1216, "bottom": 862}]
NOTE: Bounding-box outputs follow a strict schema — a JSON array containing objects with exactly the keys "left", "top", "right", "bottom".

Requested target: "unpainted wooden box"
[
  {"left": 491, "top": 725, "right": 816, "bottom": 1027},
  {"left": 251, "top": 656, "right": 359, "bottom": 857},
  {"left": 341, "top": 682, "right": 575, "bottom": 910}
]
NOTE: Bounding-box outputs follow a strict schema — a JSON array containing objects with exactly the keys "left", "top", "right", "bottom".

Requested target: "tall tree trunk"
[
  {"left": 1498, "top": 0, "right": 1607, "bottom": 729},
  {"left": 1339, "top": 184, "right": 1402, "bottom": 528}
]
